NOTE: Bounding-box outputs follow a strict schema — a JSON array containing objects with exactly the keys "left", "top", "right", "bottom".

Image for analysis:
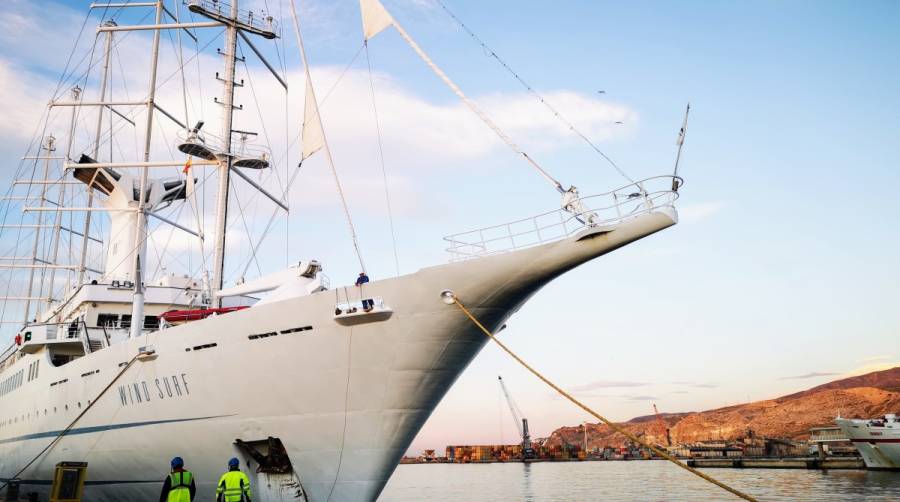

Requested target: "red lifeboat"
[{"left": 159, "top": 306, "right": 248, "bottom": 324}]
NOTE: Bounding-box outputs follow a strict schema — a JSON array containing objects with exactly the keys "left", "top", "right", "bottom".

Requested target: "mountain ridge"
[{"left": 545, "top": 366, "right": 900, "bottom": 448}]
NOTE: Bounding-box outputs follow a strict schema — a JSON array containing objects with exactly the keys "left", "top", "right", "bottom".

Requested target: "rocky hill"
[{"left": 545, "top": 367, "right": 900, "bottom": 449}]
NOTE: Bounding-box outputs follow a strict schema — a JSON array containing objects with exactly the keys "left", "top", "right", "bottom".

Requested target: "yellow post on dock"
[{"left": 49, "top": 462, "right": 87, "bottom": 502}]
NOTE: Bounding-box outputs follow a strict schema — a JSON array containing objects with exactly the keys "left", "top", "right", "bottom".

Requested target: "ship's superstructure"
[
  {"left": 0, "top": 1, "right": 686, "bottom": 501},
  {"left": 836, "top": 415, "right": 900, "bottom": 470}
]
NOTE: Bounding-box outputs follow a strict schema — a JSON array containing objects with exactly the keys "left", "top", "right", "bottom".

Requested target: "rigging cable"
[
  {"left": 236, "top": 44, "right": 365, "bottom": 280},
  {"left": 364, "top": 42, "right": 401, "bottom": 276},
  {"left": 434, "top": 0, "right": 633, "bottom": 184},
  {"left": 231, "top": 180, "right": 263, "bottom": 277},
  {"left": 363, "top": 0, "right": 565, "bottom": 193},
  {"left": 289, "top": 0, "right": 367, "bottom": 273},
  {"left": 449, "top": 295, "right": 758, "bottom": 502}
]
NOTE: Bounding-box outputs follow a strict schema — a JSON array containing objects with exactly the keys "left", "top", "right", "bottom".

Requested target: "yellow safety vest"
[
  {"left": 167, "top": 470, "right": 193, "bottom": 502},
  {"left": 216, "top": 470, "right": 252, "bottom": 502}
]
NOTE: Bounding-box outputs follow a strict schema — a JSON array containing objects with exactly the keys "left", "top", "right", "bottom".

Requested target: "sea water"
[{"left": 379, "top": 461, "right": 900, "bottom": 501}]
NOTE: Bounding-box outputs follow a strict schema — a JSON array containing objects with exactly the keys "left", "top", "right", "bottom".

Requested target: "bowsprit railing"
[{"left": 443, "top": 175, "right": 682, "bottom": 262}]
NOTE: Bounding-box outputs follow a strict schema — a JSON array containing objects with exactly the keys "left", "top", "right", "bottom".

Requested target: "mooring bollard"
[{"left": 3, "top": 479, "right": 20, "bottom": 502}]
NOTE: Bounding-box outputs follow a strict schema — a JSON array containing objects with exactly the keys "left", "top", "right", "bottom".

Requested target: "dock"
[{"left": 687, "top": 457, "right": 866, "bottom": 470}]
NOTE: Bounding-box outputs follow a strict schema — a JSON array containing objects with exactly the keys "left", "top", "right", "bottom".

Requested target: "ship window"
[
  {"left": 97, "top": 313, "right": 119, "bottom": 328},
  {"left": 248, "top": 332, "right": 278, "bottom": 340},
  {"left": 192, "top": 343, "right": 218, "bottom": 351},
  {"left": 120, "top": 315, "right": 132, "bottom": 329},
  {"left": 279, "top": 326, "right": 313, "bottom": 334},
  {"left": 144, "top": 315, "right": 160, "bottom": 330},
  {"left": 51, "top": 354, "right": 76, "bottom": 367}
]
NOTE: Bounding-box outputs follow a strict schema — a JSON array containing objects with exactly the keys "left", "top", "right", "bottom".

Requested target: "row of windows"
[
  {"left": 1, "top": 323, "right": 316, "bottom": 425},
  {"left": 0, "top": 369, "right": 24, "bottom": 397},
  {"left": 248, "top": 325, "right": 313, "bottom": 340},
  {"left": 0, "top": 399, "right": 92, "bottom": 430},
  {"left": 27, "top": 359, "right": 40, "bottom": 382},
  {"left": 96, "top": 313, "right": 160, "bottom": 330}
]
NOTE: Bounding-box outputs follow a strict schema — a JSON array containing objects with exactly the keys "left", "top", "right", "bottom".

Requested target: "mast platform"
[{"left": 187, "top": 0, "right": 279, "bottom": 39}]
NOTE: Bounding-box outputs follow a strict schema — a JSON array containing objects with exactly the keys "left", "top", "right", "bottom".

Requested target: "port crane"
[
  {"left": 653, "top": 403, "right": 672, "bottom": 447},
  {"left": 498, "top": 376, "right": 536, "bottom": 459}
]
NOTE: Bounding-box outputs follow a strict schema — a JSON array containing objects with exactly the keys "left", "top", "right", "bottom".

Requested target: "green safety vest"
[
  {"left": 167, "top": 470, "right": 193, "bottom": 502},
  {"left": 216, "top": 470, "right": 252, "bottom": 502}
]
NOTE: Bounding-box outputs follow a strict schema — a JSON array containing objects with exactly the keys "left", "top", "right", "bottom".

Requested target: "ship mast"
[
  {"left": 3, "top": 1, "right": 279, "bottom": 335},
  {"left": 78, "top": 21, "right": 116, "bottom": 286},
  {"left": 211, "top": 0, "right": 241, "bottom": 308},
  {"left": 129, "top": 1, "right": 164, "bottom": 338},
  {"left": 23, "top": 135, "right": 56, "bottom": 323}
]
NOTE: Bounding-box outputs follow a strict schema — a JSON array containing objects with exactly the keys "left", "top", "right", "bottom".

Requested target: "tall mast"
[
  {"left": 23, "top": 135, "right": 56, "bottom": 323},
  {"left": 42, "top": 86, "right": 81, "bottom": 309},
  {"left": 129, "top": 1, "right": 164, "bottom": 338},
  {"left": 78, "top": 21, "right": 116, "bottom": 285},
  {"left": 211, "top": 0, "right": 241, "bottom": 307}
]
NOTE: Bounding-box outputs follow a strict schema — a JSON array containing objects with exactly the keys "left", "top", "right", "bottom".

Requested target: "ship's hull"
[
  {"left": 0, "top": 210, "right": 676, "bottom": 501},
  {"left": 836, "top": 418, "right": 900, "bottom": 470}
]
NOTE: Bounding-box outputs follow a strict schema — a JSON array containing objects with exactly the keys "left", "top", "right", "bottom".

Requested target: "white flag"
[
  {"left": 360, "top": 0, "right": 394, "bottom": 40},
  {"left": 676, "top": 126, "right": 685, "bottom": 146},
  {"left": 301, "top": 76, "right": 325, "bottom": 160}
]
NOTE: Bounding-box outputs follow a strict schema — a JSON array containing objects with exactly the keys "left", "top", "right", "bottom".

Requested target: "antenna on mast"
[{"left": 672, "top": 103, "right": 690, "bottom": 192}]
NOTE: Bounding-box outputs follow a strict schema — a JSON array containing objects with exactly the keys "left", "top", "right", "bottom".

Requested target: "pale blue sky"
[{"left": 1, "top": 0, "right": 898, "bottom": 454}]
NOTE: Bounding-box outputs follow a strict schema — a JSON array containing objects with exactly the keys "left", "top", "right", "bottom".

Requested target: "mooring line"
[
  {"left": 0, "top": 353, "right": 141, "bottom": 493},
  {"left": 451, "top": 297, "right": 758, "bottom": 502}
]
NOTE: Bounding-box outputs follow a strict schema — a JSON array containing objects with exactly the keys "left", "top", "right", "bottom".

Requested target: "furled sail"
[
  {"left": 361, "top": 0, "right": 394, "bottom": 40},
  {"left": 301, "top": 77, "right": 326, "bottom": 160}
]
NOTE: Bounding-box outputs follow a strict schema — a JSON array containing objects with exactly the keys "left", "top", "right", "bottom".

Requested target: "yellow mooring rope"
[{"left": 452, "top": 298, "right": 758, "bottom": 502}]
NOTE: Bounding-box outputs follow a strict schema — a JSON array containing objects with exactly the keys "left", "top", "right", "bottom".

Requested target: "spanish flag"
[{"left": 183, "top": 157, "right": 195, "bottom": 198}]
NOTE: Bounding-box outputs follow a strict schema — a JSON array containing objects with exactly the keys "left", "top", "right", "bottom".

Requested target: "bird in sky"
[
  {"left": 615, "top": 121, "right": 624, "bottom": 125},
  {"left": 597, "top": 90, "right": 606, "bottom": 94}
]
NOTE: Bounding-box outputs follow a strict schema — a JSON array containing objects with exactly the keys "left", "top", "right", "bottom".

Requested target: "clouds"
[
  {"left": 624, "top": 395, "right": 658, "bottom": 401},
  {"left": 671, "top": 381, "right": 719, "bottom": 389},
  {"left": 561, "top": 379, "right": 717, "bottom": 404},
  {"left": 0, "top": 0, "right": 643, "bottom": 298},
  {"left": 779, "top": 372, "right": 839, "bottom": 380},
  {"left": 0, "top": 60, "right": 54, "bottom": 142},
  {"left": 569, "top": 380, "right": 648, "bottom": 391}
]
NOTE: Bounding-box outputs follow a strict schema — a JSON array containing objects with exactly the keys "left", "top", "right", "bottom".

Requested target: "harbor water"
[{"left": 379, "top": 461, "right": 900, "bottom": 501}]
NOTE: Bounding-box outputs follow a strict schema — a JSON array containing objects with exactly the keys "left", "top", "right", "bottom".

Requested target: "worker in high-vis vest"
[
  {"left": 159, "top": 456, "right": 196, "bottom": 502},
  {"left": 216, "top": 457, "right": 252, "bottom": 502}
]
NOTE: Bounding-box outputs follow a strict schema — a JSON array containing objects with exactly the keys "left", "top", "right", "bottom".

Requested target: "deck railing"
[{"left": 443, "top": 175, "right": 682, "bottom": 262}]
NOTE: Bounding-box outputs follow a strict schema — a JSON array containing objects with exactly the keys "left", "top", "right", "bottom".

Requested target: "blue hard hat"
[
  {"left": 171, "top": 457, "right": 184, "bottom": 469},
  {"left": 228, "top": 457, "right": 240, "bottom": 468}
]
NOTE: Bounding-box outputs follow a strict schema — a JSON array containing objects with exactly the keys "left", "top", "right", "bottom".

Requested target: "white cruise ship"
[
  {"left": 836, "top": 414, "right": 900, "bottom": 470},
  {"left": 0, "top": 1, "right": 687, "bottom": 500}
]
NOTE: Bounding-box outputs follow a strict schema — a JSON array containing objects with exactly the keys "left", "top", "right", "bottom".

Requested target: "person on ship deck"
[{"left": 356, "top": 272, "right": 374, "bottom": 312}]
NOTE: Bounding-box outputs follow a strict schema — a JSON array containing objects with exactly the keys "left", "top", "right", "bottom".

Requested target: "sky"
[{"left": 0, "top": 0, "right": 898, "bottom": 455}]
